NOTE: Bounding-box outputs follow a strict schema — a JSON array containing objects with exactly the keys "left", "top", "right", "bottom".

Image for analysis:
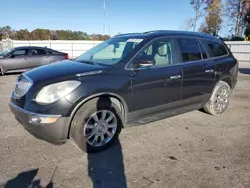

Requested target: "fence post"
[{"left": 71, "top": 43, "right": 74, "bottom": 58}]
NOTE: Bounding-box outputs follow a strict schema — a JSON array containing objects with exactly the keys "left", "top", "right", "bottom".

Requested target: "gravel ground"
[{"left": 0, "top": 63, "right": 250, "bottom": 188}]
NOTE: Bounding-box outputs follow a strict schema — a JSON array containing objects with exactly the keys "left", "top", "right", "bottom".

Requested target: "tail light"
[{"left": 64, "top": 54, "right": 69, "bottom": 59}]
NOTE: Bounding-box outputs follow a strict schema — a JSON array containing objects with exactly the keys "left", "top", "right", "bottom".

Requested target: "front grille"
[{"left": 14, "top": 74, "right": 33, "bottom": 98}]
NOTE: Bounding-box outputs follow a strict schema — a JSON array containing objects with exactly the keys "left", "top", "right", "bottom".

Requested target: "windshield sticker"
[{"left": 126, "top": 38, "right": 143, "bottom": 43}]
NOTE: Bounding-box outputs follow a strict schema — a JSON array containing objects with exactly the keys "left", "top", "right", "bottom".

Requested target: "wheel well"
[
  {"left": 221, "top": 77, "right": 232, "bottom": 89},
  {"left": 67, "top": 94, "right": 127, "bottom": 138}
]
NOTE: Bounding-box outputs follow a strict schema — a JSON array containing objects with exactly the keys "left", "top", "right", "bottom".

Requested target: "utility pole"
[
  {"left": 103, "top": 0, "right": 106, "bottom": 35},
  {"left": 108, "top": 24, "right": 110, "bottom": 36}
]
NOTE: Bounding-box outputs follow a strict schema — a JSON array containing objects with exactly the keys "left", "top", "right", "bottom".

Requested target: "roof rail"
[{"left": 114, "top": 32, "right": 142, "bottom": 37}]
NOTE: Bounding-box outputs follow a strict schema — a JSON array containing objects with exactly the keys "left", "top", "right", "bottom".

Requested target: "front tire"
[
  {"left": 0, "top": 67, "right": 4, "bottom": 76},
  {"left": 203, "top": 81, "right": 231, "bottom": 115},
  {"left": 70, "top": 98, "right": 122, "bottom": 153}
]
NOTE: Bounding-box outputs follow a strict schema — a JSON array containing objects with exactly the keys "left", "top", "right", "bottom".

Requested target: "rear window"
[
  {"left": 47, "top": 50, "right": 56, "bottom": 55},
  {"left": 204, "top": 40, "right": 228, "bottom": 57},
  {"left": 32, "top": 49, "right": 47, "bottom": 56},
  {"left": 177, "top": 38, "right": 202, "bottom": 62}
]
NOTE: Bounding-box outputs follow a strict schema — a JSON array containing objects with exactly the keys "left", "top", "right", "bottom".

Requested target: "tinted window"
[
  {"left": 199, "top": 42, "right": 208, "bottom": 59},
  {"left": 47, "top": 50, "right": 56, "bottom": 55},
  {"left": 136, "top": 39, "right": 173, "bottom": 66},
  {"left": 12, "top": 49, "right": 28, "bottom": 56},
  {"left": 177, "top": 38, "right": 202, "bottom": 62},
  {"left": 32, "top": 49, "right": 47, "bottom": 56},
  {"left": 205, "top": 41, "right": 228, "bottom": 57}
]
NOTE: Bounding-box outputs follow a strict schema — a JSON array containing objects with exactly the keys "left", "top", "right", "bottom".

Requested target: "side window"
[
  {"left": 47, "top": 50, "right": 55, "bottom": 55},
  {"left": 198, "top": 41, "right": 208, "bottom": 59},
  {"left": 47, "top": 50, "right": 52, "bottom": 55},
  {"left": 12, "top": 49, "right": 28, "bottom": 56},
  {"left": 205, "top": 41, "right": 228, "bottom": 57},
  {"left": 177, "top": 38, "right": 202, "bottom": 62},
  {"left": 136, "top": 39, "right": 173, "bottom": 66},
  {"left": 32, "top": 49, "right": 47, "bottom": 56}
]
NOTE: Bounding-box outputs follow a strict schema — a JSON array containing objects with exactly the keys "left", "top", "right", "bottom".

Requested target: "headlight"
[{"left": 35, "top": 81, "right": 81, "bottom": 104}]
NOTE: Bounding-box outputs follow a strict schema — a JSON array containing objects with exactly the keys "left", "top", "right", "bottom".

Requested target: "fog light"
[{"left": 30, "top": 115, "right": 41, "bottom": 123}]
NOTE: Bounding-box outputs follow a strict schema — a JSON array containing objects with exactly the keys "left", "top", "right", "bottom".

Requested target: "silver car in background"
[{"left": 0, "top": 46, "right": 68, "bottom": 75}]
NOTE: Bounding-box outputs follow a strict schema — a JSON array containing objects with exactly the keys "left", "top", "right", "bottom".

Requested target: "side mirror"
[{"left": 134, "top": 59, "right": 155, "bottom": 68}]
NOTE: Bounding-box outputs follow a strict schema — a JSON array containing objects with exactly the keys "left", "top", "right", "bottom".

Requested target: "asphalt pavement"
[{"left": 0, "top": 63, "right": 250, "bottom": 188}]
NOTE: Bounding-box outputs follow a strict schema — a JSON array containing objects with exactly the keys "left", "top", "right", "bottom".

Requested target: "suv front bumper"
[{"left": 9, "top": 102, "right": 70, "bottom": 144}]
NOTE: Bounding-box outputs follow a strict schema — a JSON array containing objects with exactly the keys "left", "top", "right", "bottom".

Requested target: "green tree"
[
  {"left": 0, "top": 26, "right": 110, "bottom": 40},
  {"left": 0, "top": 25, "right": 12, "bottom": 39},
  {"left": 244, "top": 8, "right": 250, "bottom": 38},
  {"left": 200, "top": 0, "right": 223, "bottom": 36},
  {"left": 30, "top": 29, "right": 50, "bottom": 40},
  {"left": 16, "top": 29, "right": 30, "bottom": 40}
]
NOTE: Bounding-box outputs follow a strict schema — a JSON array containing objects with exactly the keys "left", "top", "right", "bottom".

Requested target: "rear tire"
[
  {"left": 203, "top": 81, "right": 231, "bottom": 115},
  {"left": 70, "top": 98, "right": 122, "bottom": 153},
  {"left": 0, "top": 67, "right": 4, "bottom": 76}
]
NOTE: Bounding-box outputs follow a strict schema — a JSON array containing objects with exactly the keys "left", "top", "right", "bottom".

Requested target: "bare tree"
[
  {"left": 225, "top": 0, "right": 244, "bottom": 36},
  {"left": 223, "top": 0, "right": 250, "bottom": 37},
  {"left": 190, "top": 0, "right": 205, "bottom": 31},
  {"left": 184, "top": 18, "right": 195, "bottom": 31}
]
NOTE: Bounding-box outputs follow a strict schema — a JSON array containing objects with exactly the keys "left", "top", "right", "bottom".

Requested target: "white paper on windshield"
[{"left": 126, "top": 38, "right": 143, "bottom": 43}]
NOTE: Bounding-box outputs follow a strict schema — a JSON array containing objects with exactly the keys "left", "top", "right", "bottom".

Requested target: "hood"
[{"left": 24, "top": 60, "right": 109, "bottom": 82}]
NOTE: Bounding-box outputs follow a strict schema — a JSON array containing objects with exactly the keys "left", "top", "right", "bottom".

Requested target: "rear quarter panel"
[
  {"left": 49, "top": 55, "right": 65, "bottom": 63},
  {"left": 213, "top": 55, "right": 238, "bottom": 89}
]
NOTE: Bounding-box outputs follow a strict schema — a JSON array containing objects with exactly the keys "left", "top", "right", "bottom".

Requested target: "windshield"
[
  {"left": 0, "top": 49, "right": 11, "bottom": 56},
  {"left": 76, "top": 37, "right": 144, "bottom": 65}
]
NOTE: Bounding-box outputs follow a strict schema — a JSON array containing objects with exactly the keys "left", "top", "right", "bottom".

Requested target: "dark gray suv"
[{"left": 9, "top": 30, "right": 238, "bottom": 152}]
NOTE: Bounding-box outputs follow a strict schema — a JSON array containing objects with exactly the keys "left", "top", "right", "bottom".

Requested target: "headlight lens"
[{"left": 35, "top": 81, "right": 81, "bottom": 104}]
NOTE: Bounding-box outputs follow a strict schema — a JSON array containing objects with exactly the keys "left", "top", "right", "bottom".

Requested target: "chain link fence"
[
  {"left": 0, "top": 42, "right": 3, "bottom": 52},
  {"left": 225, "top": 41, "right": 250, "bottom": 63},
  {"left": 1, "top": 39, "right": 101, "bottom": 58},
  {"left": 0, "top": 39, "right": 250, "bottom": 63}
]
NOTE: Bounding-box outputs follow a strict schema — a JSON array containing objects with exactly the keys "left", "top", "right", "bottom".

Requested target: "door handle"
[
  {"left": 170, "top": 75, "right": 181, "bottom": 79},
  {"left": 205, "top": 69, "right": 214, "bottom": 73}
]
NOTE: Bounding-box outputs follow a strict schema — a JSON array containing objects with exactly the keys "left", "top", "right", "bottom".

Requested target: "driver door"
[
  {"left": 3, "top": 48, "right": 30, "bottom": 72},
  {"left": 128, "top": 38, "right": 182, "bottom": 115}
]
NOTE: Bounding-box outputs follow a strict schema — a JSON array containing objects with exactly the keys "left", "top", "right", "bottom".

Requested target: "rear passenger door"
[
  {"left": 176, "top": 37, "right": 215, "bottom": 103},
  {"left": 200, "top": 39, "right": 231, "bottom": 83},
  {"left": 29, "top": 48, "right": 49, "bottom": 68},
  {"left": 46, "top": 50, "right": 62, "bottom": 63}
]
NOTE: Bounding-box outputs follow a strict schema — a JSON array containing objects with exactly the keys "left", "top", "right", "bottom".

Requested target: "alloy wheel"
[{"left": 84, "top": 110, "right": 118, "bottom": 147}]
